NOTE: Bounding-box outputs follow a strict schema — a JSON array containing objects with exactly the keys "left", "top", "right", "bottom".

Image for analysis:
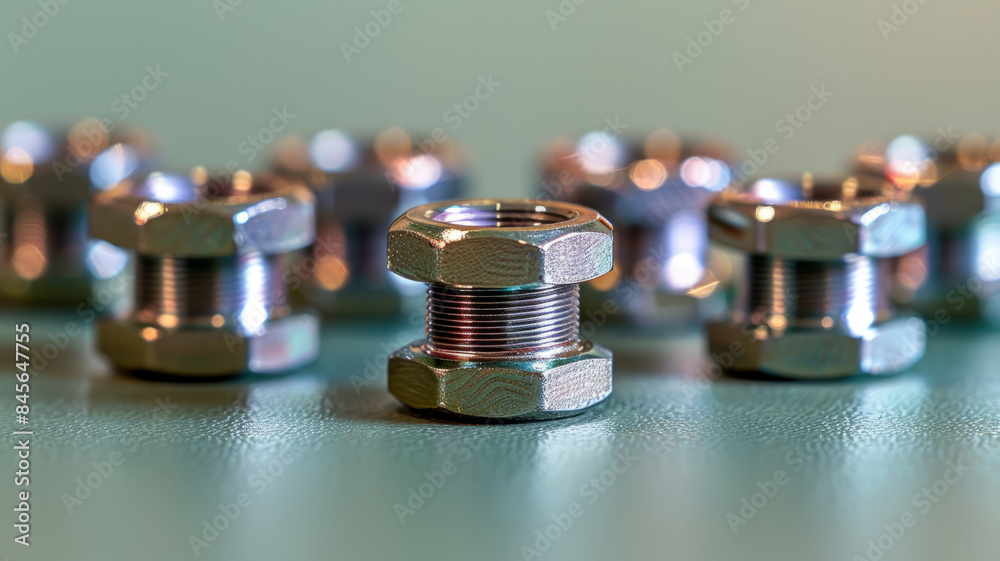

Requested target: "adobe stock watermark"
[
  {"left": 383, "top": 74, "right": 501, "bottom": 190},
  {"left": 520, "top": 450, "right": 639, "bottom": 560},
  {"left": 538, "top": 116, "right": 631, "bottom": 203},
  {"left": 730, "top": 84, "right": 834, "bottom": 186},
  {"left": 188, "top": 449, "right": 302, "bottom": 556},
  {"left": 852, "top": 458, "right": 969, "bottom": 561},
  {"left": 340, "top": 0, "right": 411, "bottom": 64},
  {"left": 726, "top": 442, "right": 818, "bottom": 534},
  {"left": 111, "top": 65, "right": 170, "bottom": 120},
  {"left": 544, "top": 0, "right": 589, "bottom": 31},
  {"left": 28, "top": 271, "right": 134, "bottom": 375},
  {"left": 393, "top": 443, "right": 474, "bottom": 524},
  {"left": 176, "top": 106, "right": 295, "bottom": 223},
  {"left": 51, "top": 65, "right": 170, "bottom": 181},
  {"left": 673, "top": 0, "right": 751, "bottom": 73},
  {"left": 212, "top": 0, "right": 245, "bottom": 22},
  {"left": 61, "top": 396, "right": 180, "bottom": 515},
  {"left": 7, "top": 0, "right": 72, "bottom": 54},
  {"left": 878, "top": 0, "right": 932, "bottom": 42}
]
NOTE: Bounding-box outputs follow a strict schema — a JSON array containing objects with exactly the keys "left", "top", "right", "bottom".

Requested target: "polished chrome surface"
[
  {"left": 540, "top": 129, "right": 734, "bottom": 326},
  {"left": 743, "top": 254, "right": 890, "bottom": 333},
  {"left": 855, "top": 133, "right": 1000, "bottom": 322},
  {"left": 272, "top": 127, "right": 467, "bottom": 316},
  {"left": 91, "top": 170, "right": 318, "bottom": 376},
  {"left": 425, "top": 284, "right": 580, "bottom": 358},
  {"left": 387, "top": 198, "right": 614, "bottom": 421},
  {"left": 708, "top": 175, "right": 926, "bottom": 378}
]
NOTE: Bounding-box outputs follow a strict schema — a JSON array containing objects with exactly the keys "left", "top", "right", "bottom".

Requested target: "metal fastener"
[
  {"left": 90, "top": 169, "right": 319, "bottom": 376},
  {"left": 271, "top": 127, "right": 466, "bottom": 316},
  {"left": 707, "top": 175, "right": 927, "bottom": 378},
  {"left": 0, "top": 120, "right": 156, "bottom": 304},
  {"left": 539, "top": 129, "right": 734, "bottom": 327},
  {"left": 386, "top": 199, "right": 614, "bottom": 421},
  {"left": 855, "top": 133, "right": 1000, "bottom": 323}
]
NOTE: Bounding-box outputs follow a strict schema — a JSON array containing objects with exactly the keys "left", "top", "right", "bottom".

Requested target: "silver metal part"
[
  {"left": 386, "top": 199, "right": 614, "bottom": 421},
  {"left": 271, "top": 127, "right": 466, "bottom": 316},
  {"left": 707, "top": 175, "right": 927, "bottom": 378},
  {"left": 91, "top": 169, "right": 319, "bottom": 377},
  {"left": 855, "top": 133, "right": 1000, "bottom": 322},
  {"left": 539, "top": 129, "right": 735, "bottom": 327},
  {"left": 0, "top": 120, "right": 157, "bottom": 304}
]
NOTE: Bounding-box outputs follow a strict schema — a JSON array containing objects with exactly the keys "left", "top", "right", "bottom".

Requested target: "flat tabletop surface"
[{"left": 2, "top": 310, "right": 998, "bottom": 561}]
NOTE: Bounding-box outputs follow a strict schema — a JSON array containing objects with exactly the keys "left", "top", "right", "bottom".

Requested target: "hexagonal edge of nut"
[
  {"left": 91, "top": 178, "right": 315, "bottom": 257},
  {"left": 708, "top": 193, "right": 926, "bottom": 260},
  {"left": 387, "top": 342, "right": 613, "bottom": 420},
  {"left": 97, "top": 312, "right": 319, "bottom": 377},
  {"left": 386, "top": 203, "right": 613, "bottom": 288},
  {"left": 706, "top": 314, "right": 925, "bottom": 379}
]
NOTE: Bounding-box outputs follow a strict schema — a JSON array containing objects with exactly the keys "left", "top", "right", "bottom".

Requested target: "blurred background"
[
  {"left": 3, "top": 0, "right": 998, "bottom": 194},
  {"left": 4, "top": 3, "right": 1000, "bottom": 561}
]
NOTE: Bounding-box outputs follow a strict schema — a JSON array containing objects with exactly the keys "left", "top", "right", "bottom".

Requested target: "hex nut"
[
  {"left": 388, "top": 341, "right": 613, "bottom": 420},
  {"left": 854, "top": 133, "right": 1000, "bottom": 228},
  {"left": 97, "top": 312, "right": 319, "bottom": 377},
  {"left": 91, "top": 172, "right": 315, "bottom": 257},
  {"left": 387, "top": 199, "right": 614, "bottom": 288},
  {"left": 707, "top": 314, "right": 925, "bottom": 378},
  {"left": 708, "top": 177, "right": 926, "bottom": 260}
]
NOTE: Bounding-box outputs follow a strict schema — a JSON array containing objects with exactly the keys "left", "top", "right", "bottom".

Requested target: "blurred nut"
[
  {"left": 0, "top": 120, "right": 158, "bottom": 304},
  {"left": 708, "top": 175, "right": 926, "bottom": 378},
  {"left": 855, "top": 133, "right": 1000, "bottom": 322},
  {"left": 540, "top": 129, "right": 735, "bottom": 326},
  {"left": 708, "top": 176, "right": 926, "bottom": 260},
  {"left": 91, "top": 170, "right": 313, "bottom": 257},
  {"left": 92, "top": 170, "right": 318, "bottom": 377},
  {"left": 272, "top": 128, "right": 467, "bottom": 316}
]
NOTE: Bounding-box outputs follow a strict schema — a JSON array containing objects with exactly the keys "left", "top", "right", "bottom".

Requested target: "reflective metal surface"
[
  {"left": 90, "top": 170, "right": 319, "bottom": 376},
  {"left": 539, "top": 129, "right": 734, "bottom": 328},
  {"left": 855, "top": 133, "right": 1000, "bottom": 323},
  {"left": 271, "top": 128, "right": 467, "bottom": 316},
  {"left": 707, "top": 175, "right": 927, "bottom": 378},
  {"left": 2, "top": 309, "right": 998, "bottom": 561},
  {"left": 386, "top": 199, "right": 614, "bottom": 420},
  {"left": 0, "top": 120, "right": 157, "bottom": 304}
]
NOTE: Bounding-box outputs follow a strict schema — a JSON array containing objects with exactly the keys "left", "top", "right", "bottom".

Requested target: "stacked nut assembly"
[
  {"left": 386, "top": 199, "right": 614, "bottom": 421},
  {"left": 540, "top": 129, "right": 734, "bottom": 327},
  {"left": 91, "top": 169, "right": 319, "bottom": 376},
  {"left": 707, "top": 176, "right": 927, "bottom": 378}
]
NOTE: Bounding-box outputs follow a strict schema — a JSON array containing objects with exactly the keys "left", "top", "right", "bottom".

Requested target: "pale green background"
[
  {"left": 4, "top": 0, "right": 999, "bottom": 194},
  {"left": 3, "top": 1, "right": 1000, "bottom": 561}
]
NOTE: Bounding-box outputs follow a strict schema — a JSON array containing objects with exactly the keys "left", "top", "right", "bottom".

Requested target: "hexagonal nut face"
[
  {"left": 91, "top": 171, "right": 315, "bottom": 257},
  {"left": 98, "top": 313, "right": 319, "bottom": 377},
  {"left": 854, "top": 133, "right": 1000, "bottom": 228},
  {"left": 709, "top": 177, "right": 926, "bottom": 260},
  {"left": 388, "top": 199, "right": 613, "bottom": 288},
  {"left": 707, "top": 314, "right": 925, "bottom": 378},
  {"left": 387, "top": 341, "right": 613, "bottom": 421}
]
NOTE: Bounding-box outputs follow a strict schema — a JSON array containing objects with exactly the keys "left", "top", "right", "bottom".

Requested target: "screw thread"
[
  {"left": 135, "top": 253, "right": 288, "bottom": 324},
  {"left": 425, "top": 283, "right": 581, "bottom": 358},
  {"left": 742, "top": 254, "right": 890, "bottom": 331}
]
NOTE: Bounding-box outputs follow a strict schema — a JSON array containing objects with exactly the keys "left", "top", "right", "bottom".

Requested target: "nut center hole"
[{"left": 429, "top": 203, "right": 576, "bottom": 227}]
